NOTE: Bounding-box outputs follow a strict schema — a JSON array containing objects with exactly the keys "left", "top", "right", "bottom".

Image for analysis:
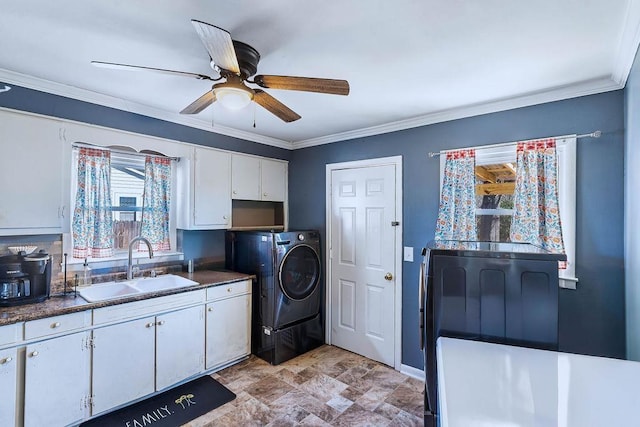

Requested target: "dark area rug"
[{"left": 81, "top": 375, "right": 236, "bottom": 427}]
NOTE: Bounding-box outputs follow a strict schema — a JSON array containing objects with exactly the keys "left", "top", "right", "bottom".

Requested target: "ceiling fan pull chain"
[{"left": 253, "top": 103, "right": 257, "bottom": 128}]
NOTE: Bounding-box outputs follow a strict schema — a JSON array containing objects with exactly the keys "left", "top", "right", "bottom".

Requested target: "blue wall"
[
  {"left": 289, "top": 91, "right": 626, "bottom": 369},
  {"left": 1, "top": 83, "right": 626, "bottom": 369}
]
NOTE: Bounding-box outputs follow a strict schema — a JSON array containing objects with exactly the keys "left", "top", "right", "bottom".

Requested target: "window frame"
[
  {"left": 64, "top": 145, "right": 182, "bottom": 268},
  {"left": 438, "top": 135, "right": 577, "bottom": 287}
]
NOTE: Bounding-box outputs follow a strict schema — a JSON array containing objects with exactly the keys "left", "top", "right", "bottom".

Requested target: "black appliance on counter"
[
  {"left": 420, "top": 240, "right": 566, "bottom": 427},
  {"left": 0, "top": 250, "right": 51, "bottom": 306},
  {"left": 226, "top": 230, "right": 324, "bottom": 365}
]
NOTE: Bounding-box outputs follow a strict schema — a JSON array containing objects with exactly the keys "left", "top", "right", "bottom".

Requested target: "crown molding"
[
  {"left": 0, "top": 68, "right": 294, "bottom": 150},
  {"left": 292, "top": 76, "right": 623, "bottom": 149},
  {"left": 0, "top": 67, "right": 631, "bottom": 152},
  {"left": 612, "top": 0, "right": 640, "bottom": 86}
]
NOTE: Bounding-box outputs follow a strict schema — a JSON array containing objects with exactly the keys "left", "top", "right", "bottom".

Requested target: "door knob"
[{"left": 384, "top": 272, "right": 393, "bottom": 281}]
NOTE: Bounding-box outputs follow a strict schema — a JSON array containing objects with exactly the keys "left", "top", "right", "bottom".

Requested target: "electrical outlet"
[{"left": 404, "top": 246, "right": 414, "bottom": 262}]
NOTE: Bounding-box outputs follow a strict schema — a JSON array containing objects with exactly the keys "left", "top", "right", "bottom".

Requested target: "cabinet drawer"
[
  {"left": 24, "top": 311, "right": 90, "bottom": 340},
  {"left": 93, "top": 289, "right": 206, "bottom": 325},
  {"left": 206, "top": 280, "right": 251, "bottom": 301},
  {"left": 0, "top": 323, "right": 20, "bottom": 346}
]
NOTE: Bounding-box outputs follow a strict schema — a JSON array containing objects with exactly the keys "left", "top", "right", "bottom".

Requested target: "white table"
[{"left": 436, "top": 337, "right": 640, "bottom": 426}]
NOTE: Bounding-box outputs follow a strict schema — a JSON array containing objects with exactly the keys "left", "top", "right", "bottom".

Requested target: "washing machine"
[{"left": 225, "top": 230, "right": 324, "bottom": 365}]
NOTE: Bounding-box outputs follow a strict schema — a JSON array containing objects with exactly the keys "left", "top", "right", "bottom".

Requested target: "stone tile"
[
  {"left": 384, "top": 384, "right": 425, "bottom": 419},
  {"left": 340, "top": 386, "right": 365, "bottom": 402},
  {"left": 387, "top": 409, "right": 424, "bottom": 427},
  {"left": 299, "top": 373, "right": 349, "bottom": 403},
  {"left": 265, "top": 405, "right": 311, "bottom": 427},
  {"left": 299, "top": 413, "right": 333, "bottom": 426},
  {"left": 374, "top": 402, "right": 403, "bottom": 420},
  {"left": 246, "top": 376, "right": 294, "bottom": 404},
  {"left": 355, "top": 385, "right": 394, "bottom": 411},
  {"left": 196, "top": 346, "right": 423, "bottom": 426},
  {"left": 331, "top": 403, "right": 391, "bottom": 427},
  {"left": 326, "top": 395, "right": 354, "bottom": 413}
]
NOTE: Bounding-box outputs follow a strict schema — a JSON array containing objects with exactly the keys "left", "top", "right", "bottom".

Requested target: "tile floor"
[{"left": 186, "top": 345, "right": 424, "bottom": 426}]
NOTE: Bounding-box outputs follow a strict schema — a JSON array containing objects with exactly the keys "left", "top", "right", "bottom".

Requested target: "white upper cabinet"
[
  {"left": 0, "top": 110, "right": 69, "bottom": 235},
  {"left": 177, "top": 147, "right": 232, "bottom": 229},
  {"left": 232, "top": 154, "right": 287, "bottom": 202}
]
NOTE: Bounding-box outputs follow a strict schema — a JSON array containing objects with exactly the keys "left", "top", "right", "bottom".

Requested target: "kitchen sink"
[
  {"left": 131, "top": 274, "right": 197, "bottom": 293},
  {"left": 78, "top": 274, "right": 198, "bottom": 303},
  {"left": 78, "top": 282, "right": 140, "bottom": 303}
]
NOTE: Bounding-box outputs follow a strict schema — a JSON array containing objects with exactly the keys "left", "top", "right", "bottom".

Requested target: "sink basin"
[
  {"left": 79, "top": 274, "right": 198, "bottom": 302},
  {"left": 79, "top": 282, "right": 140, "bottom": 303},
  {"left": 132, "top": 275, "right": 198, "bottom": 293}
]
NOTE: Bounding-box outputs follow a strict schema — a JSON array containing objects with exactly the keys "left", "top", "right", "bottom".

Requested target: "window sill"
[{"left": 63, "top": 251, "right": 184, "bottom": 272}]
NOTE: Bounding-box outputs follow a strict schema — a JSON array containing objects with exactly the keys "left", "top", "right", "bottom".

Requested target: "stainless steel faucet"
[{"left": 127, "top": 236, "right": 154, "bottom": 280}]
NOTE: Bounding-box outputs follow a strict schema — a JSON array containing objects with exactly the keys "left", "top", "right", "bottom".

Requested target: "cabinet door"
[
  {"left": 0, "top": 112, "right": 65, "bottom": 233},
  {"left": 156, "top": 305, "right": 205, "bottom": 390},
  {"left": 231, "top": 154, "right": 261, "bottom": 200},
  {"left": 260, "top": 159, "right": 287, "bottom": 202},
  {"left": 206, "top": 294, "right": 251, "bottom": 369},
  {"left": 92, "top": 317, "right": 156, "bottom": 415},
  {"left": 24, "top": 331, "right": 90, "bottom": 427},
  {"left": 193, "top": 148, "right": 231, "bottom": 227},
  {"left": 0, "top": 348, "right": 17, "bottom": 427}
]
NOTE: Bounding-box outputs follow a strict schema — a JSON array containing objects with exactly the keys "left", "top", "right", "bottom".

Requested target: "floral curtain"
[
  {"left": 510, "top": 139, "right": 566, "bottom": 266},
  {"left": 140, "top": 156, "right": 172, "bottom": 251},
  {"left": 72, "top": 147, "right": 114, "bottom": 258},
  {"left": 435, "top": 149, "right": 477, "bottom": 241}
]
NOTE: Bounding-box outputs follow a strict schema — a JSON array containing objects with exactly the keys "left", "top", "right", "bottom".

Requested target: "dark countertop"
[{"left": 0, "top": 270, "right": 254, "bottom": 327}]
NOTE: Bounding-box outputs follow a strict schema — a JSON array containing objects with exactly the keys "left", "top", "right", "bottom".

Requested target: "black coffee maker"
[{"left": 0, "top": 250, "right": 51, "bottom": 306}]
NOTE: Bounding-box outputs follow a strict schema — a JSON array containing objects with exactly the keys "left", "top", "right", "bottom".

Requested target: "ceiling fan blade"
[
  {"left": 253, "top": 89, "right": 301, "bottom": 123},
  {"left": 191, "top": 20, "right": 240, "bottom": 75},
  {"left": 180, "top": 90, "right": 216, "bottom": 114},
  {"left": 91, "top": 61, "right": 214, "bottom": 81},
  {"left": 253, "top": 75, "right": 350, "bottom": 95}
]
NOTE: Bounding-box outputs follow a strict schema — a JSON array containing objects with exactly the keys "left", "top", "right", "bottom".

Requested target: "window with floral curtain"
[
  {"left": 72, "top": 147, "right": 114, "bottom": 258},
  {"left": 510, "top": 138, "right": 566, "bottom": 267},
  {"left": 435, "top": 149, "right": 477, "bottom": 241},
  {"left": 140, "top": 155, "right": 172, "bottom": 251}
]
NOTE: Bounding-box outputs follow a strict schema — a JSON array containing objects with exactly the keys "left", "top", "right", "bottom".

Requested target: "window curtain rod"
[
  {"left": 427, "top": 130, "right": 601, "bottom": 158},
  {"left": 72, "top": 142, "right": 180, "bottom": 162}
]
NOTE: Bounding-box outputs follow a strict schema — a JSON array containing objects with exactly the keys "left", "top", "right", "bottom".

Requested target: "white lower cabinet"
[
  {"left": 23, "top": 331, "right": 91, "bottom": 427},
  {"left": 156, "top": 305, "right": 205, "bottom": 390},
  {"left": 0, "top": 347, "right": 18, "bottom": 427},
  {"left": 206, "top": 280, "right": 251, "bottom": 369},
  {"left": 92, "top": 316, "right": 156, "bottom": 415}
]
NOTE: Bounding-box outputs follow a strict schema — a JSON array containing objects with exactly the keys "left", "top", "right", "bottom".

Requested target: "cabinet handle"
[
  {"left": 223, "top": 215, "right": 228, "bottom": 220},
  {"left": 51, "top": 322, "right": 61, "bottom": 329},
  {"left": 29, "top": 351, "right": 39, "bottom": 358},
  {"left": 0, "top": 357, "right": 12, "bottom": 364},
  {"left": 145, "top": 322, "right": 155, "bottom": 328},
  {"left": 232, "top": 190, "right": 237, "bottom": 195},
  {"left": 208, "top": 307, "right": 214, "bottom": 312},
  {"left": 263, "top": 192, "right": 268, "bottom": 197},
  {"left": 157, "top": 320, "right": 165, "bottom": 326},
  {"left": 227, "top": 287, "right": 232, "bottom": 293}
]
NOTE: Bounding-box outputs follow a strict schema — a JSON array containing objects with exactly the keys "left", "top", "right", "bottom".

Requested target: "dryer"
[{"left": 225, "top": 230, "right": 324, "bottom": 365}]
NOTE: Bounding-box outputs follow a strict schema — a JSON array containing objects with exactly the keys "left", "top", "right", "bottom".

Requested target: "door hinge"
[{"left": 391, "top": 221, "right": 400, "bottom": 226}]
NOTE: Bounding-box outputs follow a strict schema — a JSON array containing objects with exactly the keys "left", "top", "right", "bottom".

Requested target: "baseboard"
[{"left": 400, "top": 363, "right": 425, "bottom": 381}]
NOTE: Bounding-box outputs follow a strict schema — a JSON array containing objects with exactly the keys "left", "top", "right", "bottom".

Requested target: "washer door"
[{"left": 279, "top": 244, "right": 321, "bottom": 300}]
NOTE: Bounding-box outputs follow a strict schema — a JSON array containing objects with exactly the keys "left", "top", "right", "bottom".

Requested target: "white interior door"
[{"left": 330, "top": 163, "right": 398, "bottom": 366}]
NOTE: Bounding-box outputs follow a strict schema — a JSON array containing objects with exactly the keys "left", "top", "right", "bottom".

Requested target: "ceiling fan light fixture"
[{"left": 213, "top": 83, "right": 254, "bottom": 110}]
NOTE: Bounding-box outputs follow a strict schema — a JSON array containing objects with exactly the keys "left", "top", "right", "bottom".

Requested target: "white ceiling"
[{"left": 1, "top": 1, "right": 639, "bottom": 149}]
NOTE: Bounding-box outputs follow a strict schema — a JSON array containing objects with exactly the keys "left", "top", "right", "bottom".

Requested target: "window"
[
  {"left": 111, "top": 154, "right": 145, "bottom": 250},
  {"left": 439, "top": 136, "right": 577, "bottom": 284},
  {"left": 66, "top": 146, "right": 179, "bottom": 265}
]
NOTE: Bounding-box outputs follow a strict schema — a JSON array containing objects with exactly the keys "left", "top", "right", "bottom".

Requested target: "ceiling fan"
[{"left": 92, "top": 19, "right": 350, "bottom": 123}]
